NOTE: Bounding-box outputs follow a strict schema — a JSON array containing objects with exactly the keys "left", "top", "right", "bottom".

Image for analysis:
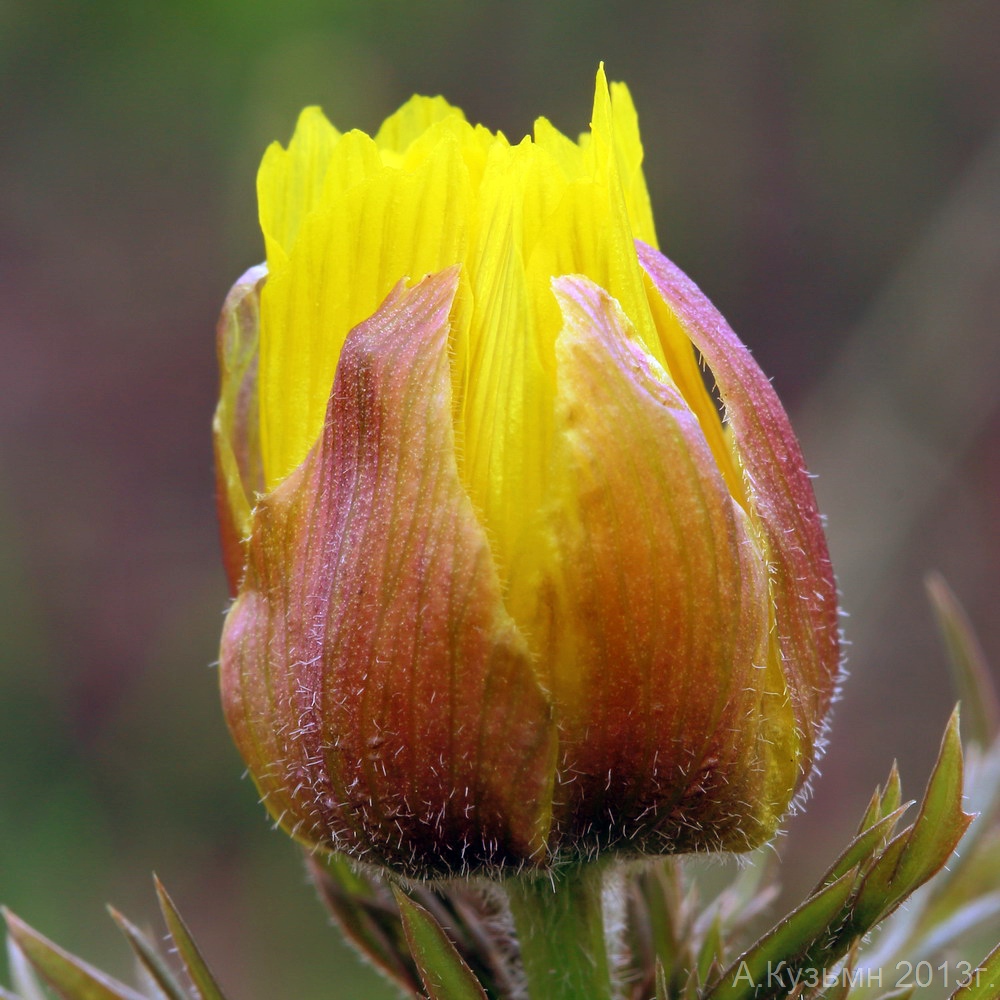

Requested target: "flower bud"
[{"left": 215, "top": 68, "right": 840, "bottom": 878}]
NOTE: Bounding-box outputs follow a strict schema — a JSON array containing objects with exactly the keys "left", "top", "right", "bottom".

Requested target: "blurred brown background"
[{"left": 2, "top": 2, "right": 998, "bottom": 996}]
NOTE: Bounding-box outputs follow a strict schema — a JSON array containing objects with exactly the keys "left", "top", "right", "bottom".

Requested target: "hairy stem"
[{"left": 505, "top": 862, "right": 613, "bottom": 1000}]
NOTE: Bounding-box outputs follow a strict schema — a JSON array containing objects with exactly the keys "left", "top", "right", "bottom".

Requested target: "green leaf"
[
  {"left": 856, "top": 788, "right": 885, "bottom": 837},
  {"left": 654, "top": 959, "right": 669, "bottom": 1000},
  {"left": 704, "top": 869, "right": 857, "bottom": 1000},
  {"left": 7, "top": 934, "right": 49, "bottom": 1000},
  {"left": 948, "top": 939, "right": 1000, "bottom": 999},
  {"left": 854, "top": 710, "right": 973, "bottom": 927},
  {"left": 879, "top": 763, "right": 903, "bottom": 821},
  {"left": 153, "top": 879, "right": 229, "bottom": 1000},
  {"left": 633, "top": 861, "right": 687, "bottom": 990},
  {"left": 3, "top": 909, "right": 146, "bottom": 1000},
  {"left": 107, "top": 908, "right": 189, "bottom": 1000},
  {"left": 695, "top": 915, "right": 724, "bottom": 990},
  {"left": 814, "top": 805, "right": 911, "bottom": 893},
  {"left": 856, "top": 763, "right": 902, "bottom": 837},
  {"left": 885, "top": 711, "right": 972, "bottom": 895},
  {"left": 392, "top": 888, "right": 488, "bottom": 1000},
  {"left": 813, "top": 943, "right": 857, "bottom": 1000},
  {"left": 927, "top": 573, "right": 999, "bottom": 747},
  {"left": 695, "top": 849, "right": 779, "bottom": 941},
  {"left": 965, "top": 742, "right": 1000, "bottom": 824},
  {"left": 308, "top": 854, "right": 420, "bottom": 994}
]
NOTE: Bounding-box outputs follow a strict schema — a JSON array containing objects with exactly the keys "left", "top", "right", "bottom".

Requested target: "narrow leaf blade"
[
  {"left": 3, "top": 910, "right": 146, "bottom": 1000},
  {"left": 949, "top": 939, "right": 1000, "bottom": 1000},
  {"left": 890, "top": 710, "right": 974, "bottom": 895},
  {"left": 392, "top": 888, "right": 488, "bottom": 1000},
  {"left": 853, "top": 712, "right": 973, "bottom": 930},
  {"left": 153, "top": 880, "right": 229, "bottom": 1000},
  {"left": 813, "top": 805, "right": 911, "bottom": 893},
  {"left": 655, "top": 959, "right": 669, "bottom": 1000},
  {"left": 705, "top": 869, "right": 857, "bottom": 1000},
  {"left": 308, "top": 854, "right": 421, "bottom": 994},
  {"left": 927, "top": 573, "right": 999, "bottom": 747},
  {"left": 107, "top": 908, "right": 189, "bottom": 1000},
  {"left": 7, "top": 934, "right": 49, "bottom": 1000},
  {"left": 880, "top": 763, "right": 903, "bottom": 820}
]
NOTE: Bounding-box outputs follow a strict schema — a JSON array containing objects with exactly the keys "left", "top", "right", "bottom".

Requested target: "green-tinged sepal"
[
  {"left": 220, "top": 269, "right": 556, "bottom": 877},
  {"left": 638, "top": 240, "right": 841, "bottom": 788},
  {"left": 546, "top": 274, "right": 781, "bottom": 854},
  {"left": 213, "top": 263, "right": 267, "bottom": 594}
]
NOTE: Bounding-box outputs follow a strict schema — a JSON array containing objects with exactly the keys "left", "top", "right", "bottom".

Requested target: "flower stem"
[{"left": 505, "top": 862, "right": 613, "bottom": 1000}]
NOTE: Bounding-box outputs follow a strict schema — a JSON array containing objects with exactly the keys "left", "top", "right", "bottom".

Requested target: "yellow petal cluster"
[{"left": 254, "top": 67, "right": 738, "bottom": 621}]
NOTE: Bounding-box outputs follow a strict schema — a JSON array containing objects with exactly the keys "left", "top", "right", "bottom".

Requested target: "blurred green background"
[{"left": 2, "top": 2, "right": 998, "bottom": 996}]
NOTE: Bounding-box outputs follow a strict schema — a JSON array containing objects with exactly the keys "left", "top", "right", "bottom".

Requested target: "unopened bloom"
[{"left": 214, "top": 68, "right": 840, "bottom": 878}]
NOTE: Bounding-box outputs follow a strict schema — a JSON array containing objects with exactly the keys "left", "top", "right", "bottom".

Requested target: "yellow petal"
[
  {"left": 257, "top": 106, "right": 341, "bottom": 262},
  {"left": 259, "top": 129, "right": 472, "bottom": 487},
  {"left": 316, "top": 128, "right": 383, "bottom": 204},
  {"left": 458, "top": 140, "right": 551, "bottom": 600},
  {"left": 374, "top": 94, "right": 465, "bottom": 155},
  {"left": 608, "top": 79, "right": 658, "bottom": 248},
  {"left": 559, "top": 66, "right": 661, "bottom": 362}
]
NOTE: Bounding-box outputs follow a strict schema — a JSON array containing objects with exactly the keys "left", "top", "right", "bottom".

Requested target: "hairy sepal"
[{"left": 220, "top": 268, "right": 556, "bottom": 877}]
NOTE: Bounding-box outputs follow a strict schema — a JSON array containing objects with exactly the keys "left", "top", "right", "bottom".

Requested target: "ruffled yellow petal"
[
  {"left": 316, "top": 129, "right": 383, "bottom": 205},
  {"left": 575, "top": 65, "right": 660, "bottom": 360},
  {"left": 459, "top": 142, "right": 543, "bottom": 594},
  {"left": 257, "top": 69, "right": 664, "bottom": 497},
  {"left": 532, "top": 115, "right": 585, "bottom": 177},
  {"left": 257, "top": 106, "right": 341, "bottom": 262},
  {"left": 259, "top": 128, "right": 472, "bottom": 487},
  {"left": 608, "top": 80, "right": 657, "bottom": 248},
  {"left": 374, "top": 94, "right": 465, "bottom": 156},
  {"left": 457, "top": 71, "right": 671, "bottom": 613}
]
